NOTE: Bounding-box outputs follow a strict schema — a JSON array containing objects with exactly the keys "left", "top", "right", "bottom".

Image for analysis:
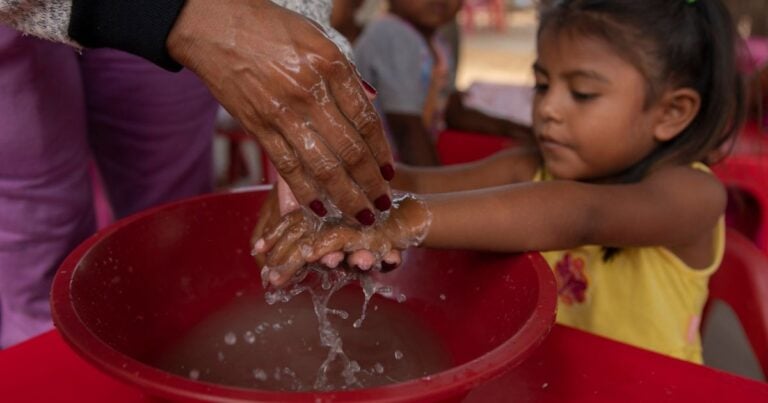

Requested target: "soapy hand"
[
  {"left": 253, "top": 194, "right": 432, "bottom": 288},
  {"left": 252, "top": 176, "right": 397, "bottom": 271},
  {"left": 168, "top": 0, "right": 394, "bottom": 226}
]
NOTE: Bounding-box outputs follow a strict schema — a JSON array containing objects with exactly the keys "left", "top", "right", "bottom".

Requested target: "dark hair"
[
  {"left": 538, "top": 0, "right": 746, "bottom": 183},
  {"left": 537, "top": 0, "right": 746, "bottom": 261}
]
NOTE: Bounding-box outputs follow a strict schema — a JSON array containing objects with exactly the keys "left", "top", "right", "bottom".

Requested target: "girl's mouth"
[{"left": 537, "top": 135, "right": 568, "bottom": 151}]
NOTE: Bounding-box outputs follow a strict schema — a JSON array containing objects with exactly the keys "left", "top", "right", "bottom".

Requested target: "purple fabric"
[
  {"left": 0, "top": 27, "right": 217, "bottom": 348},
  {"left": 80, "top": 49, "right": 217, "bottom": 218}
]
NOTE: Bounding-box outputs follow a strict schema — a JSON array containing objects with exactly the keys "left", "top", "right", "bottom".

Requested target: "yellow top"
[{"left": 534, "top": 163, "right": 724, "bottom": 363}]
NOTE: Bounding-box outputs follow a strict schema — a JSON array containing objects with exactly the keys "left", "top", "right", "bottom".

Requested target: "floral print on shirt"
[{"left": 554, "top": 252, "right": 588, "bottom": 305}]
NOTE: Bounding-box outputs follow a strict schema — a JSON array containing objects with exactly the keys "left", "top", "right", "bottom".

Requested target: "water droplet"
[
  {"left": 217, "top": 351, "right": 225, "bottom": 362},
  {"left": 394, "top": 350, "right": 403, "bottom": 360},
  {"left": 374, "top": 363, "right": 384, "bottom": 374},
  {"left": 224, "top": 331, "right": 237, "bottom": 345},
  {"left": 244, "top": 330, "right": 256, "bottom": 344},
  {"left": 439, "top": 294, "right": 447, "bottom": 301},
  {"left": 253, "top": 368, "right": 268, "bottom": 381},
  {"left": 189, "top": 369, "right": 200, "bottom": 380}
]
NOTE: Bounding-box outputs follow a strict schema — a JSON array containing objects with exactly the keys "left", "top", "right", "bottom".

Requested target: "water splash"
[{"left": 263, "top": 264, "right": 401, "bottom": 390}]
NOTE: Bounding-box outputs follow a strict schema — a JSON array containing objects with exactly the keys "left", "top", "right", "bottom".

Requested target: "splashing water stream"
[{"left": 263, "top": 265, "right": 398, "bottom": 390}]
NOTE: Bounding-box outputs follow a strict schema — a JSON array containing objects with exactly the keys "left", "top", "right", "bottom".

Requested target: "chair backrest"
[
  {"left": 714, "top": 154, "right": 768, "bottom": 253},
  {"left": 708, "top": 229, "right": 768, "bottom": 376}
]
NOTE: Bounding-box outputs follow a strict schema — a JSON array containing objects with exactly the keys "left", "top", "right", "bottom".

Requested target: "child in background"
[
  {"left": 331, "top": 0, "right": 366, "bottom": 43},
  {"left": 255, "top": 0, "right": 745, "bottom": 364},
  {"left": 354, "top": 0, "right": 531, "bottom": 166}
]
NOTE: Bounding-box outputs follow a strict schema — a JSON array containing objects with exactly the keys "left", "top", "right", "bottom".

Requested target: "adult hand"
[
  {"left": 254, "top": 194, "right": 426, "bottom": 288},
  {"left": 254, "top": 176, "right": 401, "bottom": 272},
  {"left": 251, "top": 177, "right": 346, "bottom": 270},
  {"left": 168, "top": 0, "right": 395, "bottom": 226}
]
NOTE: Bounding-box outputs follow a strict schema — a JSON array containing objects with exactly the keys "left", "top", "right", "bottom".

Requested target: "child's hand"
[
  {"left": 251, "top": 176, "right": 400, "bottom": 272},
  {"left": 253, "top": 194, "right": 431, "bottom": 287}
]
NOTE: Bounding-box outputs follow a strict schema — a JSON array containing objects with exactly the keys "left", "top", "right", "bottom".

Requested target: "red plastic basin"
[{"left": 51, "top": 187, "right": 556, "bottom": 402}]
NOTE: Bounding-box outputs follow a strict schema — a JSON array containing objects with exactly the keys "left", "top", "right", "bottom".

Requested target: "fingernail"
[
  {"left": 361, "top": 79, "right": 378, "bottom": 96},
  {"left": 325, "top": 259, "right": 340, "bottom": 269},
  {"left": 309, "top": 200, "right": 327, "bottom": 217},
  {"left": 381, "top": 261, "right": 398, "bottom": 273},
  {"left": 269, "top": 270, "right": 281, "bottom": 284},
  {"left": 356, "top": 209, "right": 375, "bottom": 226},
  {"left": 360, "top": 261, "right": 373, "bottom": 271},
  {"left": 380, "top": 164, "right": 395, "bottom": 181},
  {"left": 374, "top": 195, "right": 391, "bottom": 211},
  {"left": 253, "top": 239, "right": 265, "bottom": 253}
]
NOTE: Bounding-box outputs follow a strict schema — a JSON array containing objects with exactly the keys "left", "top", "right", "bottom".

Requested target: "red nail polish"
[
  {"left": 355, "top": 209, "right": 375, "bottom": 226},
  {"left": 309, "top": 200, "right": 327, "bottom": 217},
  {"left": 361, "top": 79, "right": 378, "bottom": 96},
  {"left": 380, "top": 164, "right": 395, "bottom": 181},
  {"left": 374, "top": 195, "right": 391, "bottom": 211},
  {"left": 381, "top": 261, "right": 398, "bottom": 273}
]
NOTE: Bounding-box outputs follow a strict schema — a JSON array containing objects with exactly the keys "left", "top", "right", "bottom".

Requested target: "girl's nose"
[{"left": 535, "top": 90, "right": 563, "bottom": 124}]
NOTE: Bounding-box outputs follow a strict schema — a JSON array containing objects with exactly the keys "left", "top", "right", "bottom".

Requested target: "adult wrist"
[{"left": 68, "top": 0, "right": 186, "bottom": 71}]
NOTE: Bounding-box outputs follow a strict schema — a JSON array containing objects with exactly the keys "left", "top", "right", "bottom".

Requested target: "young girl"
[
  {"left": 354, "top": 0, "right": 530, "bottom": 166},
  {"left": 254, "top": 0, "right": 745, "bottom": 364}
]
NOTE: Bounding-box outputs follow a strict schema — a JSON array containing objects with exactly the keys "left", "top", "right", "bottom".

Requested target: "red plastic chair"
[
  {"left": 713, "top": 152, "right": 768, "bottom": 254},
  {"left": 436, "top": 130, "right": 515, "bottom": 165},
  {"left": 706, "top": 229, "right": 768, "bottom": 377}
]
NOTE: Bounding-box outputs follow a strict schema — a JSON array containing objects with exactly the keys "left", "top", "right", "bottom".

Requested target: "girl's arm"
[
  {"left": 419, "top": 165, "right": 725, "bottom": 266},
  {"left": 257, "top": 164, "right": 725, "bottom": 286},
  {"left": 392, "top": 146, "right": 540, "bottom": 194}
]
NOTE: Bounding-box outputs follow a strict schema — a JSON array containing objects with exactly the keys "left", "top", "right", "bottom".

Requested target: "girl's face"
[
  {"left": 389, "top": 0, "right": 463, "bottom": 31},
  {"left": 532, "top": 27, "right": 662, "bottom": 181}
]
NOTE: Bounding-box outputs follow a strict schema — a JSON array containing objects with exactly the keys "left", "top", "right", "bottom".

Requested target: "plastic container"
[{"left": 51, "top": 187, "right": 556, "bottom": 402}]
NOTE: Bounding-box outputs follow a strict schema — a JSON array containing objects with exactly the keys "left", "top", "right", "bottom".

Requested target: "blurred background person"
[{"left": 353, "top": 0, "right": 531, "bottom": 166}]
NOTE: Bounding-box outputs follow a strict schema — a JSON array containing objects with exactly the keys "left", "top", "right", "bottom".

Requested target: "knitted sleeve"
[
  {"left": 0, "top": 0, "right": 79, "bottom": 47},
  {"left": 68, "top": 0, "right": 186, "bottom": 71},
  {"left": 0, "top": 0, "right": 349, "bottom": 72},
  {"left": 0, "top": 0, "right": 184, "bottom": 70}
]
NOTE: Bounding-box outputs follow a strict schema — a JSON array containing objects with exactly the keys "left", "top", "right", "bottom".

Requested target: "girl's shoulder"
[
  {"left": 643, "top": 162, "right": 723, "bottom": 195},
  {"left": 638, "top": 162, "right": 725, "bottom": 215},
  {"left": 487, "top": 145, "right": 542, "bottom": 183},
  {"left": 638, "top": 163, "right": 726, "bottom": 269},
  {"left": 643, "top": 161, "right": 726, "bottom": 228}
]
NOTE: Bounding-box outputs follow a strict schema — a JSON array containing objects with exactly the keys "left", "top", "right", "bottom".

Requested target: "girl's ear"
[{"left": 652, "top": 88, "right": 701, "bottom": 142}]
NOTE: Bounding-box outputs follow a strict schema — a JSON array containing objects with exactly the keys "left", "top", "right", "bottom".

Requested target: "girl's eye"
[
  {"left": 571, "top": 91, "right": 598, "bottom": 101},
  {"left": 534, "top": 83, "right": 549, "bottom": 93}
]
